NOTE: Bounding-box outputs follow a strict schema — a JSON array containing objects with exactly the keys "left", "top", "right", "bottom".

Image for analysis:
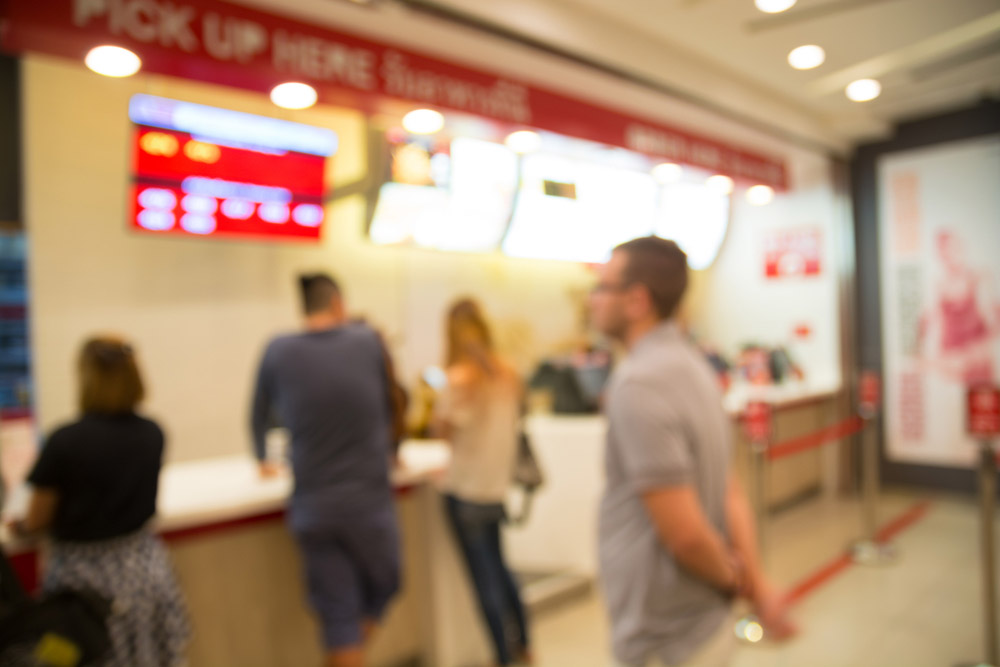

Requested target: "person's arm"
[
  {"left": 615, "top": 379, "right": 743, "bottom": 594},
  {"left": 251, "top": 345, "right": 280, "bottom": 477},
  {"left": 642, "top": 485, "right": 743, "bottom": 594},
  {"left": 10, "top": 487, "right": 58, "bottom": 538},
  {"left": 725, "top": 474, "right": 798, "bottom": 638},
  {"left": 432, "top": 365, "right": 478, "bottom": 439}
]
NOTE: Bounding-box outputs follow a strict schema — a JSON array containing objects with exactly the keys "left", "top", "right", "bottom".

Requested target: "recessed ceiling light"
[
  {"left": 788, "top": 45, "right": 825, "bottom": 70},
  {"left": 505, "top": 130, "right": 541, "bottom": 154},
  {"left": 706, "top": 175, "right": 734, "bottom": 195},
  {"left": 270, "top": 82, "right": 318, "bottom": 109},
  {"left": 755, "top": 0, "right": 796, "bottom": 13},
  {"left": 846, "top": 79, "right": 881, "bottom": 102},
  {"left": 652, "top": 162, "right": 683, "bottom": 184},
  {"left": 746, "top": 185, "right": 775, "bottom": 206},
  {"left": 85, "top": 45, "right": 142, "bottom": 78},
  {"left": 402, "top": 109, "right": 445, "bottom": 134}
]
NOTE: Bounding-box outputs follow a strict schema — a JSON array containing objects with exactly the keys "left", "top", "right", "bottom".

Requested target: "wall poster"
[{"left": 879, "top": 136, "right": 1000, "bottom": 467}]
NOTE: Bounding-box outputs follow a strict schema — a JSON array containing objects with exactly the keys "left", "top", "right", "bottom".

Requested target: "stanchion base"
[
  {"left": 733, "top": 614, "right": 766, "bottom": 645},
  {"left": 850, "top": 540, "right": 898, "bottom": 565}
]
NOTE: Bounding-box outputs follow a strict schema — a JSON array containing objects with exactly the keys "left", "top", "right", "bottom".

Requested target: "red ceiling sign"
[{"left": 0, "top": 0, "right": 787, "bottom": 188}]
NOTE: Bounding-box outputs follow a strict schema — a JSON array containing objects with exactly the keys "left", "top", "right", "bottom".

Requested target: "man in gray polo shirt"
[{"left": 590, "top": 237, "right": 795, "bottom": 666}]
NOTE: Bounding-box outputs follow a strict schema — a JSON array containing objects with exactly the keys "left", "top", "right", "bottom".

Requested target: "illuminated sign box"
[{"left": 128, "top": 95, "right": 337, "bottom": 242}]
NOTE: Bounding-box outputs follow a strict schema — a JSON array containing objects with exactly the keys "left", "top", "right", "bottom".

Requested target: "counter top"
[{"left": 1, "top": 439, "right": 451, "bottom": 551}]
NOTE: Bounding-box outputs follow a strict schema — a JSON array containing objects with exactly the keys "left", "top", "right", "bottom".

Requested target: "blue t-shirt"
[{"left": 251, "top": 323, "right": 393, "bottom": 531}]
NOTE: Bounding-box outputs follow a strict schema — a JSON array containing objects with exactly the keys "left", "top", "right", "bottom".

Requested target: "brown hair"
[
  {"left": 445, "top": 298, "right": 495, "bottom": 369},
  {"left": 615, "top": 236, "right": 689, "bottom": 320},
  {"left": 78, "top": 336, "right": 145, "bottom": 415}
]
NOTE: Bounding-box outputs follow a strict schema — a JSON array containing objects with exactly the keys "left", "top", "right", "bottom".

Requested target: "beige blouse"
[{"left": 436, "top": 363, "right": 521, "bottom": 504}]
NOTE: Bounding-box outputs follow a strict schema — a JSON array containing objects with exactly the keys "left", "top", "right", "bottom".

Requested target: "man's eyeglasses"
[{"left": 591, "top": 281, "right": 630, "bottom": 294}]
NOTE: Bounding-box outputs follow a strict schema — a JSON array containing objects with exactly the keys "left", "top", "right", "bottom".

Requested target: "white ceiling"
[{"left": 399, "top": 0, "right": 1000, "bottom": 145}]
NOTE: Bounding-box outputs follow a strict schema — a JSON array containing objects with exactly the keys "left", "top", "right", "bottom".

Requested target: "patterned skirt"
[{"left": 44, "top": 529, "right": 190, "bottom": 667}]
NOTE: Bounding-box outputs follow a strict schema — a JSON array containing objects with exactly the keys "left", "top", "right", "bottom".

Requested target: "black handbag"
[{"left": 508, "top": 430, "right": 545, "bottom": 526}]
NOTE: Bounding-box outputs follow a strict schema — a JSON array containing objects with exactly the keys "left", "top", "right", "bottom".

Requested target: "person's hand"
[
  {"left": 258, "top": 461, "right": 283, "bottom": 479},
  {"left": 3, "top": 518, "right": 29, "bottom": 540},
  {"left": 752, "top": 584, "right": 799, "bottom": 641},
  {"left": 727, "top": 552, "right": 752, "bottom": 599}
]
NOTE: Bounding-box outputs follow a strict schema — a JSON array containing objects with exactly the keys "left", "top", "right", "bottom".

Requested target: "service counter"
[
  {"left": 2, "top": 381, "right": 845, "bottom": 666},
  {"left": 2, "top": 441, "right": 497, "bottom": 667}
]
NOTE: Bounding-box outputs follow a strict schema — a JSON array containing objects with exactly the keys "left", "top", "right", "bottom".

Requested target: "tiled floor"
[{"left": 530, "top": 489, "right": 998, "bottom": 667}]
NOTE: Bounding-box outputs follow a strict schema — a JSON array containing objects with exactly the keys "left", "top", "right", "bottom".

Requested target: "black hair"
[{"left": 298, "top": 273, "right": 341, "bottom": 315}]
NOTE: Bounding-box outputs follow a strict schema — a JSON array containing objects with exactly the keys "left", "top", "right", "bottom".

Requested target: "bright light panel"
[
  {"left": 788, "top": 45, "right": 825, "bottom": 70},
  {"left": 505, "top": 130, "right": 542, "bottom": 154},
  {"left": 402, "top": 109, "right": 445, "bottom": 134},
  {"left": 654, "top": 183, "right": 730, "bottom": 270},
  {"left": 706, "top": 174, "right": 734, "bottom": 195},
  {"left": 85, "top": 45, "right": 141, "bottom": 78},
  {"left": 846, "top": 79, "right": 881, "bottom": 102},
  {"left": 270, "top": 82, "right": 318, "bottom": 110},
  {"left": 755, "top": 0, "right": 796, "bottom": 12},
  {"left": 746, "top": 185, "right": 775, "bottom": 206},
  {"left": 652, "top": 162, "right": 683, "bottom": 184}
]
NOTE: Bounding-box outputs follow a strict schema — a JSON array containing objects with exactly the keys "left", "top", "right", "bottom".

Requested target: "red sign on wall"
[
  {"left": 0, "top": 0, "right": 786, "bottom": 189},
  {"left": 743, "top": 401, "right": 772, "bottom": 443},
  {"left": 764, "top": 227, "right": 822, "bottom": 279},
  {"left": 967, "top": 385, "right": 1000, "bottom": 439}
]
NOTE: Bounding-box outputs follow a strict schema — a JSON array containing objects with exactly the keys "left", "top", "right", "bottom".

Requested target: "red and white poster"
[
  {"left": 879, "top": 136, "right": 1000, "bottom": 467},
  {"left": 763, "top": 227, "right": 822, "bottom": 278}
]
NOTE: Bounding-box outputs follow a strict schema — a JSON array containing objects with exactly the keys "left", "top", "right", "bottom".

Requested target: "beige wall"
[
  {"left": 23, "top": 55, "right": 591, "bottom": 463},
  {"left": 685, "top": 153, "right": 844, "bottom": 389},
  {"left": 23, "top": 53, "right": 843, "bottom": 465}
]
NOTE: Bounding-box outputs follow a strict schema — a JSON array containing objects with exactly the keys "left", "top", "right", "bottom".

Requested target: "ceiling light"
[
  {"left": 270, "top": 82, "right": 318, "bottom": 110},
  {"left": 755, "top": 0, "right": 796, "bottom": 13},
  {"left": 85, "top": 45, "right": 141, "bottom": 78},
  {"left": 746, "top": 185, "right": 774, "bottom": 206},
  {"left": 788, "top": 45, "right": 825, "bottom": 70},
  {"left": 706, "top": 175, "right": 734, "bottom": 195},
  {"left": 846, "top": 79, "right": 881, "bottom": 102},
  {"left": 505, "top": 130, "right": 541, "bottom": 154},
  {"left": 402, "top": 109, "right": 445, "bottom": 134},
  {"left": 652, "top": 162, "right": 683, "bottom": 184}
]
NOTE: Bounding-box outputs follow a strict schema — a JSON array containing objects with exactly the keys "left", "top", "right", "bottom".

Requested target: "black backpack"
[{"left": 0, "top": 549, "right": 112, "bottom": 666}]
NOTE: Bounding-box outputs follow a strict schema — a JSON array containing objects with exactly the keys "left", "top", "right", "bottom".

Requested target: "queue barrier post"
[
  {"left": 850, "top": 371, "right": 897, "bottom": 566},
  {"left": 964, "top": 385, "right": 1000, "bottom": 667},
  {"left": 734, "top": 401, "right": 772, "bottom": 645}
]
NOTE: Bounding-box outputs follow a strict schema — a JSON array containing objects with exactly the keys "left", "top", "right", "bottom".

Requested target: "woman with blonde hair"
[
  {"left": 435, "top": 298, "right": 531, "bottom": 666},
  {"left": 10, "top": 336, "right": 189, "bottom": 666}
]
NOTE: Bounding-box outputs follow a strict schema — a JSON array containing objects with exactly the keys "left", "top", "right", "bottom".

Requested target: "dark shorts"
[{"left": 294, "top": 510, "right": 401, "bottom": 650}]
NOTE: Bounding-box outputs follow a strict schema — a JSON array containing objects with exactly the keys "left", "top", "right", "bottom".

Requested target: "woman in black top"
[{"left": 11, "top": 336, "right": 189, "bottom": 666}]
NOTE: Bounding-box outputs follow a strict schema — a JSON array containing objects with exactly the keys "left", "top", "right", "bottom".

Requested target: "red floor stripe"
[{"left": 783, "top": 500, "right": 933, "bottom": 607}]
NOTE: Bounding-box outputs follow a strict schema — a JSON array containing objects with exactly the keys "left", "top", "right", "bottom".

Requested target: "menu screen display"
[
  {"left": 128, "top": 95, "right": 337, "bottom": 242},
  {"left": 369, "top": 136, "right": 518, "bottom": 252},
  {"left": 502, "top": 154, "right": 657, "bottom": 262}
]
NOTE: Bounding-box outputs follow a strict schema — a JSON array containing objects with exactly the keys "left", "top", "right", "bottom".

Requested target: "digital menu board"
[
  {"left": 652, "top": 183, "right": 730, "bottom": 270},
  {"left": 502, "top": 154, "right": 657, "bottom": 263},
  {"left": 128, "top": 95, "right": 337, "bottom": 242},
  {"left": 369, "top": 135, "right": 518, "bottom": 252}
]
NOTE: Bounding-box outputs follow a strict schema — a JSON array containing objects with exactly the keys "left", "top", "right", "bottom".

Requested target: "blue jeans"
[{"left": 444, "top": 494, "right": 530, "bottom": 665}]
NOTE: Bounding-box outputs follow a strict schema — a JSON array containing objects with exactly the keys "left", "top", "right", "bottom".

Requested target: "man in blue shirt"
[{"left": 251, "top": 273, "right": 399, "bottom": 667}]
